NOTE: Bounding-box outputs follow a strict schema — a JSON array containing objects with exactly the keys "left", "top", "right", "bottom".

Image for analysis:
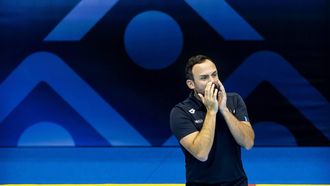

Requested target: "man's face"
[{"left": 190, "top": 59, "right": 219, "bottom": 95}]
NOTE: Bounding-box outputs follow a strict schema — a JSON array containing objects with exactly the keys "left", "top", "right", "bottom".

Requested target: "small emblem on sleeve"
[
  {"left": 194, "top": 119, "right": 203, "bottom": 124},
  {"left": 189, "top": 108, "right": 195, "bottom": 114},
  {"left": 244, "top": 116, "right": 248, "bottom": 121}
]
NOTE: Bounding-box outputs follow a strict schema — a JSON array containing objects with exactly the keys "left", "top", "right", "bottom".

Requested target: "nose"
[
  {"left": 210, "top": 76, "right": 218, "bottom": 84},
  {"left": 209, "top": 77, "right": 219, "bottom": 89}
]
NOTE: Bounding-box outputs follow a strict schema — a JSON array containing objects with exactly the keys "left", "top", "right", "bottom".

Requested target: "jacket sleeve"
[{"left": 170, "top": 106, "right": 198, "bottom": 141}]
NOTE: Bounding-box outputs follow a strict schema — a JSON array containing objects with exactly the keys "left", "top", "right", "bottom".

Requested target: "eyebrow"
[{"left": 199, "top": 70, "right": 218, "bottom": 77}]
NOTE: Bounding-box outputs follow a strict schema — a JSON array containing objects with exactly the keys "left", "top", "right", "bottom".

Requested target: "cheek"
[{"left": 195, "top": 82, "right": 207, "bottom": 92}]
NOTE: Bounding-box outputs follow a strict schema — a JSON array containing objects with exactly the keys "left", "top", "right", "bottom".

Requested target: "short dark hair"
[{"left": 185, "top": 54, "right": 213, "bottom": 80}]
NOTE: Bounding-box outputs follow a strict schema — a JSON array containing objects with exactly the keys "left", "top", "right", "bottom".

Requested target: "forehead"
[{"left": 192, "top": 59, "right": 217, "bottom": 76}]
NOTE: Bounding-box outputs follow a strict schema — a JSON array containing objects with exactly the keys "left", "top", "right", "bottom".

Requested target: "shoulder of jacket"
[
  {"left": 227, "top": 92, "right": 240, "bottom": 98},
  {"left": 174, "top": 100, "right": 192, "bottom": 111}
]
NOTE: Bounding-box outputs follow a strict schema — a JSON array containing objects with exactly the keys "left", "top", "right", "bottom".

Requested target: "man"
[{"left": 170, "top": 55, "right": 255, "bottom": 186}]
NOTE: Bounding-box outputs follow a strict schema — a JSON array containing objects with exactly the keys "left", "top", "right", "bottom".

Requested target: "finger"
[
  {"left": 218, "top": 90, "right": 222, "bottom": 97},
  {"left": 205, "top": 82, "right": 213, "bottom": 98},
  {"left": 210, "top": 83, "right": 215, "bottom": 97},
  {"left": 198, "top": 93, "right": 205, "bottom": 103},
  {"left": 220, "top": 87, "right": 227, "bottom": 100},
  {"left": 218, "top": 81, "right": 226, "bottom": 93},
  {"left": 213, "top": 88, "right": 218, "bottom": 100},
  {"left": 217, "top": 90, "right": 223, "bottom": 101}
]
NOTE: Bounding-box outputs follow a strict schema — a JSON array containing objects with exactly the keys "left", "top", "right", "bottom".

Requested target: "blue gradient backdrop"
[{"left": 1, "top": 0, "right": 328, "bottom": 147}]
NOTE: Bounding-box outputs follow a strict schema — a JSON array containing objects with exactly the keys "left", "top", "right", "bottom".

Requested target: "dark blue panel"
[{"left": 0, "top": 0, "right": 329, "bottom": 146}]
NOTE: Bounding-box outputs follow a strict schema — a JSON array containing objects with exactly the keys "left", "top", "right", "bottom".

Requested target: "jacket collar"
[{"left": 188, "top": 91, "right": 204, "bottom": 110}]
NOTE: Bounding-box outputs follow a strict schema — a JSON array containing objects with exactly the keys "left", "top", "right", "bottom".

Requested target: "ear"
[{"left": 186, "top": 79, "right": 195, "bottom": 90}]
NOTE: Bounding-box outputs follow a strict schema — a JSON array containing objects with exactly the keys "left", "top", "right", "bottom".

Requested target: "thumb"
[{"left": 198, "top": 93, "right": 205, "bottom": 103}]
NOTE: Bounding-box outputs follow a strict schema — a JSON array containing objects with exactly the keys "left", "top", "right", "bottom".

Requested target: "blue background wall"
[
  {"left": 0, "top": 0, "right": 329, "bottom": 146},
  {"left": 0, "top": 0, "right": 329, "bottom": 184},
  {"left": 1, "top": 0, "right": 329, "bottom": 148}
]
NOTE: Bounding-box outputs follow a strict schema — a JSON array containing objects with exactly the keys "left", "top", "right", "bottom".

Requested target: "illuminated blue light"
[
  {"left": 0, "top": 52, "right": 151, "bottom": 146},
  {"left": 44, "top": 0, "right": 119, "bottom": 41},
  {"left": 185, "top": 0, "right": 263, "bottom": 40},
  {"left": 18, "top": 122, "right": 75, "bottom": 146},
  {"left": 253, "top": 121, "right": 297, "bottom": 146},
  {"left": 224, "top": 51, "right": 330, "bottom": 140},
  {"left": 124, "top": 11, "right": 183, "bottom": 70}
]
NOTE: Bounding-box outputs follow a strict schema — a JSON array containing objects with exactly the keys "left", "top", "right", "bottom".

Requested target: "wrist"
[
  {"left": 220, "top": 107, "right": 230, "bottom": 115},
  {"left": 207, "top": 109, "right": 218, "bottom": 116}
]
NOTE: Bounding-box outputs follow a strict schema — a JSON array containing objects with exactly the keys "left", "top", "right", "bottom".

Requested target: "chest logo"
[{"left": 189, "top": 108, "right": 195, "bottom": 114}]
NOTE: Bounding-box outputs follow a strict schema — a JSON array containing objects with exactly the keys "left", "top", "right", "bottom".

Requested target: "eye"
[{"left": 200, "top": 76, "right": 208, "bottom": 80}]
